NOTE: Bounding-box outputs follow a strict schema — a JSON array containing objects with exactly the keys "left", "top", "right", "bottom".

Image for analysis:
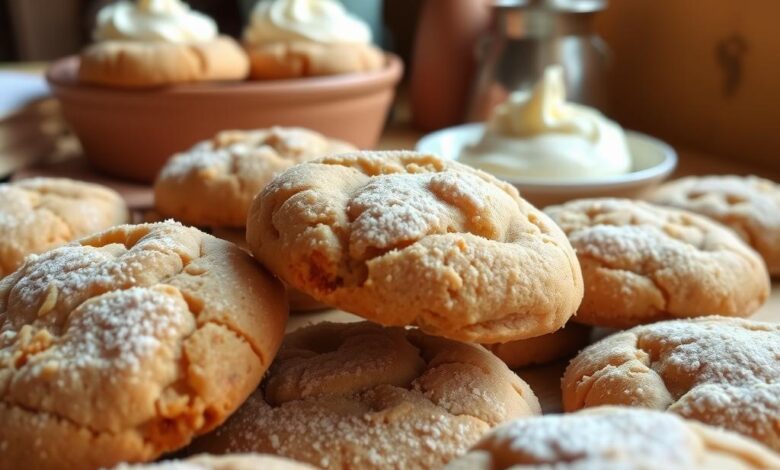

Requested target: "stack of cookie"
[{"left": 2, "top": 141, "right": 780, "bottom": 469}]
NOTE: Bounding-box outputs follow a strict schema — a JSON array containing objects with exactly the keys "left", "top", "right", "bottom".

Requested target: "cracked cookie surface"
[
  {"left": 562, "top": 317, "right": 780, "bottom": 451},
  {"left": 647, "top": 175, "right": 780, "bottom": 275},
  {"left": 545, "top": 198, "right": 769, "bottom": 327},
  {"left": 446, "top": 406, "right": 780, "bottom": 469},
  {"left": 155, "top": 127, "right": 355, "bottom": 228},
  {"left": 185, "top": 321, "right": 541, "bottom": 469},
  {"left": 247, "top": 151, "right": 583, "bottom": 343},
  {"left": 0, "top": 221, "right": 288, "bottom": 470},
  {"left": 0, "top": 177, "right": 128, "bottom": 278}
]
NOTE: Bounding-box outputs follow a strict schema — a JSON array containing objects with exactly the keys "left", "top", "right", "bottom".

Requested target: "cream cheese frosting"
[
  {"left": 94, "top": 0, "right": 218, "bottom": 43},
  {"left": 460, "top": 66, "right": 632, "bottom": 181},
  {"left": 244, "top": 0, "right": 372, "bottom": 46}
]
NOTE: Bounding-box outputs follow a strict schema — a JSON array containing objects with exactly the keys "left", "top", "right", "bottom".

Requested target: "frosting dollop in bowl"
[{"left": 416, "top": 122, "right": 677, "bottom": 208}]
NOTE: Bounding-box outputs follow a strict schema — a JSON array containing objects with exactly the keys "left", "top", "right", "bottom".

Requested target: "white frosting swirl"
[
  {"left": 94, "top": 0, "right": 217, "bottom": 43},
  {"left": 460, "top": 66, "right": 632, "bottom": 182},
  {"left": 244, "top": 0, "right": 372, "bottom": 46}
]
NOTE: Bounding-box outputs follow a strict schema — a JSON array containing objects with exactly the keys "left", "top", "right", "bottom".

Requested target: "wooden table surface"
[{"left": 1, "top": 64, "right": 779, "bottom": 414}]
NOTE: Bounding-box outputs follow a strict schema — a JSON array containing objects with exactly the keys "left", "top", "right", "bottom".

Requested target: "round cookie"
[
  {"left": 544, "top": 198, "right": 769, "bottom": 327},
  {"left": 0, "top": 177, "right": 129, "bottom": 278},
  {"left": 446, "top": 406, "right": 780, "bottom": 469},
  {"left": 0, "top": 221, "right": 288, "bottom": 470},
  {"left": 247, "top": 151, "right": 584, "bottom": 343},
  {"left": 647, "top": 175, "right": 780, "bottom": 275},
  {"left": 154, "top": 127, "right": 356, "bottom": 228},
  {"left": 562, "top": 316, "right": 780, "bottom": 451},
  {"left": 115, "top": 454, "right": 316, "bottom": 470},
  {"left": 186, "top": 321, "right": 541, "bottom": 469},
  {"left": 246, "top": 41, "right": 384, "bottom": 80},
  {"left": 485, "top": 323, "right": 591, "bottom": 369},
  {"left": 79, "top": 36, "right": 249, "bottom": 88}
]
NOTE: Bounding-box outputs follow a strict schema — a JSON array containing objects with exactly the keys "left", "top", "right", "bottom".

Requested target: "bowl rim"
[
  {"left": 45, "top": 52, "right": 404, "bottom": 99},
  {"left": 416, "top": 122, "right": 678, "bottom": 190}
]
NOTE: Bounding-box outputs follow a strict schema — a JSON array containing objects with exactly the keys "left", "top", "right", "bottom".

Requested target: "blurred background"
[{"left": 1, "top": 0, "right": 780, "bottom": 183}]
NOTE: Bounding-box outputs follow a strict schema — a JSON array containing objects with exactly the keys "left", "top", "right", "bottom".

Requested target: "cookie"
[
  {"left": 246, "top": 41, "right": 384, "bottom": 80},
  {"left": 647, "top": 175, "right": 780, "bottom": 275},
  {"left": 0, "top": 221, "right": 288, "bottom": 469},
  {"left": 114, "top": 454, "right": 316, "bottom": 469},
  {"left": 79, "top": 36, "right": 249, "bottom": 88},
  {"left": 0, "top": 177, "right": 128, "bottom": 278},
  {"left": 185, "top": 321, "right": 541, "bottom": 469},
  {"left": 544, "top": 198, "right": 769, "bottom": 327},
  {"left": 446, "top": 406, "right": 780, "bottom": 469},
  {"left": 485, "top": 323, "right": 591, "bottom": 368},
  {"left": 562, "top": 316, "right": 780, "bottom": 451},
  {"left": 247, "top": 151, "right": 583, "bottom": 343},
  {"left": 155, "top": 127, "right": 356, "bottom": 228}
]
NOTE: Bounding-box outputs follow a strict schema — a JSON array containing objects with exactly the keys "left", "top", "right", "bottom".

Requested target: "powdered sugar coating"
[
  {"left": 545, "top": 198, "right": 769, "bottom": 327},
  {"left": 447, "top": 407, "right": 780, "bottom": 469},
  {"left": 114, "top": 453, "right": 317, "bottom": 469},
  {"left": 563, "top": 316, "right": 780, "bottom": 451},
  {"left": 248, "top": 151, "right": 583, "bottom": 343},
  {"left": 0, "top": 177, "right": 128, "bottom": 277},
  {"left": 186, "top": 321, "right": 541, "bottom": 469},
  {"left": 0, "top": 221, "right": 288, "bottom": 470},
  {"left": 648, "top": 175, "right": 780, "bottom": 274},
  {"left": 154, "top": 127, "right": 355, "bottom": 228}
]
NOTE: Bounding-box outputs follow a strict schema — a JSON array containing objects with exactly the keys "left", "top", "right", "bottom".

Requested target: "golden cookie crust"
[
  {"left": 186, "top": 321, "right": 541, "bottom": 469},
  {"left": 544, "top": 198, "right": 769, "bottom": 328},
  {"left": 446, "top": 406, "right": 780, "bottom": 469},
  {"left": 647, "top": 175, "right": 780, "bottom": 275},
  {"left": 247, "top": 151, "right": 584, "bottom": 343},
  {"left": 0, "top": 222, "right": 288, "bottom": 470},
  {"left": 485, "top": 323, "right": 591, "bottom": 369},
  {"left": 245, "top": 41, "right": 384, "bottom": 80},
  {"left": 114, "top": 453, "right": 317, "bottom": 469},
  {"left": 79, "top": 35, "right": 249, "bottom": 88},
  {"left": 0, "top": 177, "right": 128, "bottom": 278},
  {"left": 154, "top": 127, "right": 356, "bottom": 228},
  {"left": 562, "top": 316, "right": 780, "bottom": 451}
]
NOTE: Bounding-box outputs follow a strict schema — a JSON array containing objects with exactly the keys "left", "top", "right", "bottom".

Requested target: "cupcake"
[
  {"left": 79, "top": 0, "right": 249, "bottom": 88},
  {"left": 243, "top": 0, "right": 384, "bottom": 80}
]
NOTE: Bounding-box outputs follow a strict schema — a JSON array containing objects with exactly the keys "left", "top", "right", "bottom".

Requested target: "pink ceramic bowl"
[{"left": 46, "top": 54, "right": 403, "bottom": 182}]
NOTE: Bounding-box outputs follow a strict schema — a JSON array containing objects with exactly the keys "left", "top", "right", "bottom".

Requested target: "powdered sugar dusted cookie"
[
  {"left": 0, "top": 222, "right": 287, "bottom": 470},
  {"left": 155, "top": 127, "right": 355, "bottom": 228},
  {"left": 563, "top": 316, "right": 780, "bottom": 451},
  {"left": 0, "top": 177, "right": 128, "bottom": 277},
  {"left": 247, "top": 151, "right": 583, "bottom": 343},
  {"left": 447, "top": 406, "right": 780, "bottom": 469},
  {"left": 186, "top": 321, "right": 541, "bottom": 469},
  {"left": 647, "top": 175, "right": 780, "bottom": 275},
  {"left": 114, "top": 453, "right": 317, "bottom": 469},
  {"left": 545, "top": 198, "right": 769, "bottom": 327}
]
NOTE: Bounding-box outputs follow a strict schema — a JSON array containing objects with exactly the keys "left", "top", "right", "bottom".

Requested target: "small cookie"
[
  {"left": 247, "top": 151, "right": 583, "bottom": 343},
  {"left": 562, "top": 316, "right": 780, "bottom": 451},
  {"left": 647, "top": 175, "right": 780, "bottom": 275},
  {"left": 186, "top": 321, "right": 541, "bottom": 469},
  {"left": 155, "top": 127, "right": 356, "bottom": 228},
  {"left": 246, "top": 41, "right": 384, "bottom": 80},
  {"left": 114, "top": 453, "right": 316, "bottom": 470},
  {"left": 485, "top": 323, "right": 591, "bottom": 368},
  {"left": 0, "top": 177, "right": 128, "bottom": 278},
  {"left": 446, "top": 406, "right": 780, "bottom": 469},
  {"left": 79, "top": 36, "right": 249, "bottom": 88},
  {"left": 0, "top": 221, "right": 288, "bottom": 470},
  {"left": 545, "top": 198, "right": 769, "bottom": 327}
]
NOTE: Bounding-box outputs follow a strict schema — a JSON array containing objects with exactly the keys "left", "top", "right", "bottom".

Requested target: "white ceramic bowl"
[{"left": 416, "top": 123, "right": 677, "bottom": 208}]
